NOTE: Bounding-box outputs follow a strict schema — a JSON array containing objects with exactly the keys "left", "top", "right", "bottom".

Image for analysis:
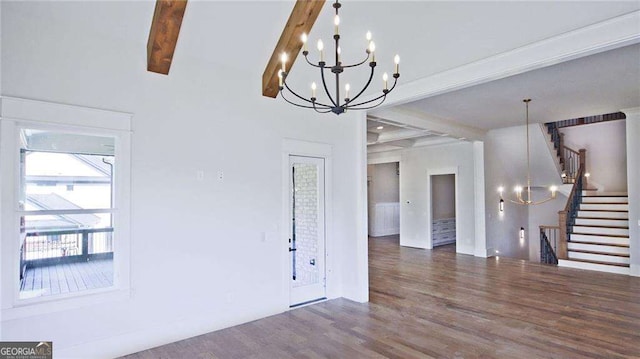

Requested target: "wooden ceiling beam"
[
  {"left": 262, "top": 0, "right": 326, "bottom": 98},
  {"left": 147, "top": 0, "right": 188, "bottom": 75}
]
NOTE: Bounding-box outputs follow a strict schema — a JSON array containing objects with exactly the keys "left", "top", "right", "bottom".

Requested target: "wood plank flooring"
[
  {"left": 122, "top": 235, "right": 640, "bottom": 358},
  {"left": 20, "top": 259, "right": 113, "bottom": 297}
]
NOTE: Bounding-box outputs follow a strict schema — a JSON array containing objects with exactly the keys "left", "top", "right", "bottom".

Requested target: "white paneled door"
[{"left": 289, "top": 156, "right": 326, "bottom": 306}]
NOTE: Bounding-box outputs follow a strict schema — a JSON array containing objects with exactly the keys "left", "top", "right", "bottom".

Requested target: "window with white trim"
[
  {"left": 19, "top": 129, "right": 116, "bottom": 299},
  {"left": 0, "top": 97, "right": 131, "bottom": 315}
]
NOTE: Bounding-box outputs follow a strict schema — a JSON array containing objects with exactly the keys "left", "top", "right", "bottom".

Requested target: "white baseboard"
[
  {"left": 369, "top": 228, "right": 400, "bottom": 237},
  {"left": 55, "top": 307, "right": 284, "bottom": 359}
]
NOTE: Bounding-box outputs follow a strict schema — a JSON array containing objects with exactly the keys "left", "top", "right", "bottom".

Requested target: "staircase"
[
  {"left": 558, "top": 190, "right": 630, "bottom": 275},
  {"left": 540, "top": 116, "right": 632, "bottom": 276}
]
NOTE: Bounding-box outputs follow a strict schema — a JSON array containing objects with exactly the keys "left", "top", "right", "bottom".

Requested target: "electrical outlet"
[{"left": 217, "top": 171, "right": 224, "bottom": 182}]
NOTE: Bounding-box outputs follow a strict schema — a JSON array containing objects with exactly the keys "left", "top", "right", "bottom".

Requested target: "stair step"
[
  {"left": 572, "top": 226, "right": 629, "bottom": 236},
  {"left": 558, "top": 259, "right": 630, "bottom": 275},
  {"left": 567, "top": 242, "right": 629, "bottom": 255},
  {"left": 580, "top": 203, "right": 629, "bottom": 211},
  {"left": 569, "top": 234, "right": 629, "bottom": 246},
  {"left": 581, "top": 196, "right": 628, "bottom": 204},
  {"left": 568, "top": 251, "right": 630, "bottom": 264},
  {"left": 569, "top": 249, "right": 629, "bottom": 257},
  {"left": 581, "top": 191, "right": 628, "bottom": 196},
  {"left": 577, "top": 210, "right": 628, "bottom": 219},
  {"left": 574, "top": 218, "right": 629, "bottom": 227}
]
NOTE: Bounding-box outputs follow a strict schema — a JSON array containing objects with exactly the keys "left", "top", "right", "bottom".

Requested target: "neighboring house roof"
[
  {"left": 72, "top": 154, "right": 112, "bottom": 177},
  {"left": 26, "top": 193, "right": 101, "bottom": 231}
]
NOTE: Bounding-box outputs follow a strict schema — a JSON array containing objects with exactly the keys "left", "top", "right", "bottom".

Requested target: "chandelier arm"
[
  {"left": 343, "top": 64, "right": 376, "bottom": 106},
  {"left": 341, "top": 52, "right": 372, "bottom": 69},
  {"left": 319, "top": 66, "right": 338, "bottom": 107},
  {"left": 280, "top": 90, "right": 329, "bottom": 110},
  {"left": 502, "top": 192, "right": 557, "bottom": 205},
  {"left": 312, "top": 102, "right": 333, "bottom": 113},
  {"left": 302, "top": 53, "right": 323, "bottom": 68},
  {"left": 345, "top": 94, "right": 388, "bottom": 110},
  {"left": 347, "top": 76, "right": 398, "bottom": 108},
  {"left": 283, "top": 81, "right": 333, "bottom": 109}
]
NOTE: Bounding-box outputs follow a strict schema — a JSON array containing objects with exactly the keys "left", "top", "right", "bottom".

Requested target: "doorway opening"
[
  {"left": 367, "top": 162, "right": 400, "bottom": 239},
  {"left": 430, "top": 174, "right": 457, "bottom": 249}
]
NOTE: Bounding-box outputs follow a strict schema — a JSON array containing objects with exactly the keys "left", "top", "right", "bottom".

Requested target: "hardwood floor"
[{"left": 122, "top": 235, "right": 640, "bottom": 358}]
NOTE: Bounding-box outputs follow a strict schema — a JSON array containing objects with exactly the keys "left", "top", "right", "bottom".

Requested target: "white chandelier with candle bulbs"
[
  {"left": 499, "top": 99, "right": 558, "bottom": 206},
  {"left": 277, "top": 0, "right": 400, "bottom": 115}
]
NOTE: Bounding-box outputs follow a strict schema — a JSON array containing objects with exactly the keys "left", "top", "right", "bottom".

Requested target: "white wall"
[
  {"left": 561, "top": 120, "right": 627, "bottom": 192},
  {"left": 399, "top": 142, "right": 478, "bottom": 255},
  {"left": 0, "top": 0, "right": 3, "bottom": 340},
  {"left": 484, "top": 127, "right": 530, "bottom": 259},
  {"left": 1, "top": 2, "right": 364, "bottom": 357},
  {"left": 623, "top": 108, "right": 640, "bottom": 277},
  {"left": 431, "top": 174, "right": 455, "bottom": 220},
  {"left": 367, "top": 163, "right": 399, "bottom": 204}
]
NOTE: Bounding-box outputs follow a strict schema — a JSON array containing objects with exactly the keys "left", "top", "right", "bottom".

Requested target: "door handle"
[
  {"left": 310, "top": 259, "right": 315, "bottom": 265},
  {"left": 289, "top": 248, "right": 297, "bottom": 252}
]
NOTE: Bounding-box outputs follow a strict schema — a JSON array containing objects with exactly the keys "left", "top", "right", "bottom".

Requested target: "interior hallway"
[{"left": 122, "top": 235, "right": 640, "bottom": 358}]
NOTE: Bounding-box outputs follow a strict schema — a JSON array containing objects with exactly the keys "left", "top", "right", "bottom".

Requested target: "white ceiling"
[{"left": 399, "top": 43, "right": 640, "bottom": 131}]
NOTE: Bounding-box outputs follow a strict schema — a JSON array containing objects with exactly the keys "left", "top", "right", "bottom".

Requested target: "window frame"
[{"left": 0, "top": 97, "right": 132, "bottom": 320}]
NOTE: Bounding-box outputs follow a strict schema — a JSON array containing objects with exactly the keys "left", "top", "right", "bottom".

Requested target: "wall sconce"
[
  {"left": 499, "top": 199, "right": 504, "bottom": 212},
  {"left": 520, "top": 227, "right": 525, "bottom": 240}
]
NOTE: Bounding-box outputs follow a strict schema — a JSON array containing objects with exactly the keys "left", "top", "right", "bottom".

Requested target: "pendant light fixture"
[
  {"left": 499, "top": 99, "right": 558, "bottom": 205},
  {"left": 277, "top": 0, "right": 400, "bottom": 115}
]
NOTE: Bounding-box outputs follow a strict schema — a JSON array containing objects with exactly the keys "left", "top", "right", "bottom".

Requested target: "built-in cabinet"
[{"left": 432, "top": 218, "right": 456, "bottom": 246}]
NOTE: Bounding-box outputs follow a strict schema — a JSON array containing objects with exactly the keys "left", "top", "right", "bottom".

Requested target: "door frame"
[
  {"left": 427, "top": 167, "right": 459, "bottom": 250},
  {"left": 282, "top": 139, "right": 333, "bottom": 308}
]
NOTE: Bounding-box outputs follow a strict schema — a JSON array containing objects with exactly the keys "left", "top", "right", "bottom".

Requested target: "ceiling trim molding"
[
  {"left": 372, "top": 107, "right": 486, "bottom": 141},
  {"left": 371, "top": 10, "right": 640, "bottom": 110}
]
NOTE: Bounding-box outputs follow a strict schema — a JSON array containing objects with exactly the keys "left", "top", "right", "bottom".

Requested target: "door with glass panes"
[{"left": 289, "top": 155, "right": 326, "bottom": 306}]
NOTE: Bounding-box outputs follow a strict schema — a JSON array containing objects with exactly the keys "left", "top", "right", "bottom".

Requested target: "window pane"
[
  {"left": 18, "top": 129, "right": 116, "bottom": 300},
  {"left": 19, "top": 214, "right": 114, "bottom": 299},
  {"left": 20, "top": 129, "right": 115, "bottom": 211}
]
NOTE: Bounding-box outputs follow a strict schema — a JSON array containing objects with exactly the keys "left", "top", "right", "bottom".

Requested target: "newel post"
[
  {"left": 579, "top": 148, "right": 587, "bottom": 187},
  {"left": 558, "top": 210, "right": 568, "bottom": 259}
]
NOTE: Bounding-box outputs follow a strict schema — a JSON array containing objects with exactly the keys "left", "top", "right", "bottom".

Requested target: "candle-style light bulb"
[
  {"left": 394, "top": 54, "right": 400, "bottom": 74},
  {"left": 317, "top": 39, "right": 324, "bottom": 62},
  {"left": 366, "top": 31, "right": 372, "bottom": 41},
  {"left": 280, "top": 52, "right": 287, "bottom": 72},
  {"left": 301, "top": 33, "right": 308, "bottom": 51},
  {"left": 345, "top": 83, "right": 350, "bottom": 99},
  {"left": 278, "top": 70, "right": 283, "bottom": 87},
  {"left": 382, "top": 72, "right": 388, "bottom": 90},
  {"left": 311, "top": 82, "right": 317, "bottom": 98},
  {"left": 337, "top": 46, "right": 341, "bottom": 62},
  {"left": 369, "top": 41, "right": 376, "bottom": 62},
  {"left": 550, "top": 185, "right": 558, "bottom": 196},
  {"left": 334, "top": 15, "right": 340, "bottom": 35}
]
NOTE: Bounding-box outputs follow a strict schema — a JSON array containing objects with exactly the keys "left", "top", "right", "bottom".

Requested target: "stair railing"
[
  {"left": 557, "top": 150, "right": 586, "bottom": 259},
  {"left": 540, "top": 226, "right": 559, "bottom": 264},
  {"left": 546, "top": 123, "right": 585, "bottom": 184}
]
